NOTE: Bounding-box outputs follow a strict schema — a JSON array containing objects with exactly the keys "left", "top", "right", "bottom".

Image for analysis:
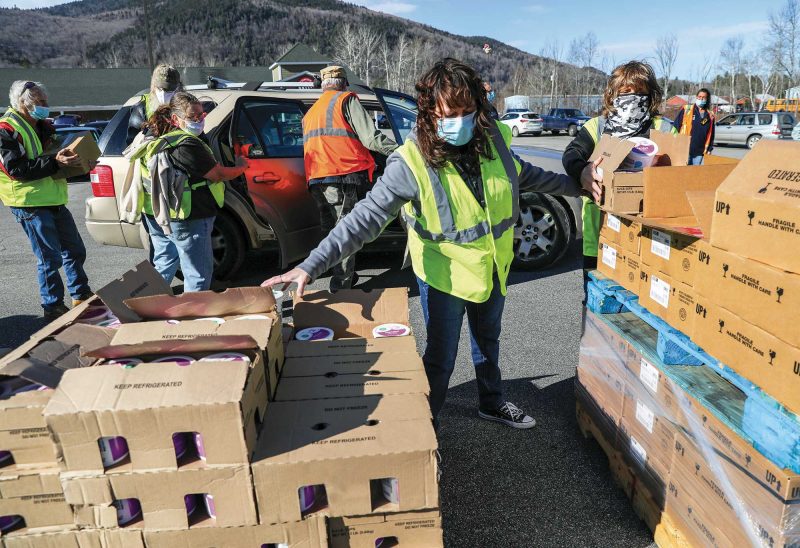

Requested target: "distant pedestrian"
[
  {"left": 263, "top": 58, "right": 600, "bottom": 429},
  {"left": 128, "top": 64, "right": 183, "bottom": 141},
  {"left": 484, "top": 82, "right": 500, "bottom": 120},
  {"left": 136, "top": 92, "right": 247, "bottom": 292},
  {"left": 0, "top": 80, "right": 92, "bottom": 320},
  {"left": 302, "top": 65, "right": 398, "bottom": 290},
  {"left": 563, "top": 61, "right": 677, "bottom": 273},
  {"left": 674, "top": 88, "right": 715, "bottom": 165}
]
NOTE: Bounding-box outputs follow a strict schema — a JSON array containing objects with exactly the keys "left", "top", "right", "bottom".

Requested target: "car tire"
[
  {"left": 533, "top": 131, "right": 542, "bottom": 136},
  {"left": 512, "top": 193, "right": 572, "bottom": 271},
  {"left": 568, "top": 124, "right": 578, "bottom": 137},
  {"left": 746, "top": 134, "right": 761, "bottom": 149},
  {"left": 511, "top": 126, "right": 519, "bottom": 137},
  {"left": 211, "top": 211, "right": 246, "bottom": 280}
]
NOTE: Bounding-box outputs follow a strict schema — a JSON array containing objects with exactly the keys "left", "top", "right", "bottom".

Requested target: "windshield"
[{"left": 382, "top": 94, "right": 418, "bottom": 143}]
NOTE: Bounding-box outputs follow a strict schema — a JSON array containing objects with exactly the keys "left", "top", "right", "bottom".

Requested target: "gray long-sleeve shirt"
[{"left": 298, "top": 144, "right": 582, "bottom": 281}]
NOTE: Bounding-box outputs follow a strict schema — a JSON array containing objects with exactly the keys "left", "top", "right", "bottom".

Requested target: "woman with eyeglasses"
[
  {"left": 0, "top": 80, "right": 92, "bottom": 320},
  {"left": 262, "top": 59, "right": 601, "bottom": 429},
  {"left": 136, "top": 91, "right": 248, "bottom": 291}
]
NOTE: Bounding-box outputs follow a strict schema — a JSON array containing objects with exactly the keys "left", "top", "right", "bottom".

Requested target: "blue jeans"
[
  {"left": 10, "top": 205, "right": 91, "bottom": 309},
  {"left": 688, "top": 155, "right": 705, "bottom": 165},
  {"left": 144, "top": 215, "right": 215, "bottom": 292},
  {"left": 417, "top": 274, "right": 505, "bottom": 423}
]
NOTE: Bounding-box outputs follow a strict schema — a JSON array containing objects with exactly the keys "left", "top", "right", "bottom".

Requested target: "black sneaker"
[
  {"left": 42, "top": 303, "right": 70, "bottom": 322},
  {"left": 478, "top": 402, "right": 536, "bottom": 429}
]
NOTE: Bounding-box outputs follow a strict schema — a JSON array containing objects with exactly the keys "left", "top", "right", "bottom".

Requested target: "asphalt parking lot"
[{"left": 1, "top": 138, "right": 754, "bottom": 546}]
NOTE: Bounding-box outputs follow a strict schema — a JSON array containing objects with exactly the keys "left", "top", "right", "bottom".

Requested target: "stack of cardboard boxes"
[
  {"left": 254, "top": 288, "right": 442, "bottom": 548},
  {"left": 0, "top": 267, "right": 441, "bottom": 547},
  {"left": 582, "top": 138, "right": 800, "bottom": 547}
]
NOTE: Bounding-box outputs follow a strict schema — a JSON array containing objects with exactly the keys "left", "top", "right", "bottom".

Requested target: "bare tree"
[
  {"left": 654, "top": 34, "right": 679, "bottom": 100},
  {"left": 333, "top": 23, "right": 361, "bottom": 79},
  {"left": 720, "top": 36, "right": 744, "bottom": 108},
  {"left": 542, "top": 39, "right": 563, "bottom": 110},
  {"left": 356, "top": 27, "right": 381, "bottom": 86},
  {"left": 768, "top": 0, "right": 800, "bottom": 87}
]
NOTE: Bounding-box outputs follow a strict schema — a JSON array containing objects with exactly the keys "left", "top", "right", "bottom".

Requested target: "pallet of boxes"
[
  {"left": 0, "top": 265, "right": 442, "bottom": 547},
  {"left": 578, "top": 134, "right": 800, "bottom": 547}
]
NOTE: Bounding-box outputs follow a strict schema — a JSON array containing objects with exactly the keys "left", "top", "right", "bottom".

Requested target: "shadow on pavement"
[{"left": 437, "top": 376, "right": 653, "bottom": 547}]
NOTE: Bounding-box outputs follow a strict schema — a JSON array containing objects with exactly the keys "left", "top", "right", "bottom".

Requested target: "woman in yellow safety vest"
[
  {"left": 128, "top": 64, "right": 183, "bottom": 141},
  {"left": 0, "top": 80, "right": 91, "bottom": 320},
  {"left": 562, "top": 61, "right": 677, "bottom": 275},
  {"left": 263, "top": 58, "right": 599, "bottom": 429},
  {"left": 137, "top": 92, "right": 247, "bottom": 292}
]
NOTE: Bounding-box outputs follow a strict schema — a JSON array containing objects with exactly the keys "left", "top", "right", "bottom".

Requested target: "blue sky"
[{"left": 2, "top": 0, "right": 783, "bottom": 80}]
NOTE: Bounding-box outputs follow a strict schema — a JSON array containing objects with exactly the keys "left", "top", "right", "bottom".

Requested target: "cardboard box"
[
  {"left": 640, "top": 226, "right": 701, "bottom": 287},
  {"left": 590, "top": 132, "right": 735, "bottom": 216},
  {"left": 0, "top": 389, "right": 57, "bottom": 474},
  {"left": 597, "top": 237, "right": 641, "bottom": 293},
  {"left": 47, "top": 321, "right": 272, "bottom": 474},
  {"left": 665, "top": 470, "right": 740, "bottom": 548},
  {"left": 251, "top": 394, "right": 438, "bottom": 524},
  {"left": 694, "top": 242, "right": 800, "bottom": 347},
  {"left": 276, "top": 369, "right": 430, "bottom": 401},
  {"left": 292, "top": 288, "right": 410, "bottom": 339},
  {"left": 638, "top": 265, "right": 697, "bottom": 339},
  {"left": 3, "top": 529, "right": 144, "bottom": 548},
  {"left": 282, "top": 350, "right": 423, "bottom": 379},
  {"left": 144, "top": 518, "right": 328, "bottom": 548},
  {"left": 120, "top": 287, "right": 283, "bottom": 393},
  {"left": 50, "top": 132, "right": 101, "bottom": 180},
  {"left": 577, "top": 311, "right": 629, "bottom": 423},
  {"left": 62, "top": 464, "right": 256, "bottom": 530},
  {"left": 328, "top": 510, "right": 443, "bottom": 548},
  {"left": 692, "top": 297, "right": 800, "bottom": 416},
  {"left": 600, "top": 211, "right": 641, "bottom": 254},
  {"left": 671, "top": 430, "right": 800, "bottom": 547},
  {"left": 710, "top": 140, "right": 800, "bottom": 274},
  {"left": 0, "top": 469, "right": 73, "bottom": 536}
]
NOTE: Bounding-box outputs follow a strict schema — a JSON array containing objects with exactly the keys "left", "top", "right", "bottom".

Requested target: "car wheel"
[
  {"left": 533, "top": 131, "right": 542, "bottom": 136},
  {"left": 746, "top": 134, "right": 761, "bottom": 149},
  {"left": 211, "top": 211, "right": 246, "bottom": 280},
  {"left": 511, "top": 126, "right": 519, "bottom": 137},
  {"left": 568, "top": 124, "right": 578, "bottom": 137},
  {"left": 512, "top": 193, "right": 571, "bottom": 271}
]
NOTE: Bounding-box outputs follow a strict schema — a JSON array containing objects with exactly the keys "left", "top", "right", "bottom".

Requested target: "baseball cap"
[
  {"left": 320, "top": 65, "right": 346, "bottom": 80},
  {"left": 153, "top": 64, "right": 181, "bottom": 92}
]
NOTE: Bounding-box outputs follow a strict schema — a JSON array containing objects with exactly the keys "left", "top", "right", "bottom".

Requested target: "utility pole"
[{"left": 143, "top": 0, "right": 155, "bottom": 70}]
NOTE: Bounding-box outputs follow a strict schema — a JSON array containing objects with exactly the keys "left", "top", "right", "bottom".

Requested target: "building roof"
[
  {"left": 668, "top": 94, "right": 729, "bottom": 105},
  {"left": 269, "top": 43, "right": 331, "bottom": 69}
]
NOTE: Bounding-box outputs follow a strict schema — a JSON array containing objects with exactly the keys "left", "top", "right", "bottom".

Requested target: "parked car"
[
  {"left": 792, "top": 122, "right": 800, "bottom": 141},
  {"left": 540, "top": 108, "right": 591, "bottom": 136},
  {"left": 55, "top": 126, "right": 101, "bottom": 142},
  {"left": 714, "top": 111, "right": 795, "bottom": 149},
  {"left": 86, "top": 83, "right": 580, "bottom": 279},
  {"left": 500, "top": 111, "right": 543, "bottom": 137},
  {"left": 52, "top": 114, "right": 82, "bottom": 127},
  {"left": 83, "top": 120, "right": 110, "bottom": 134}
]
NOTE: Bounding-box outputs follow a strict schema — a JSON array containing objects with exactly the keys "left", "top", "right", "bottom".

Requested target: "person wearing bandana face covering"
[
  {"left": 135, "top": 92, "right": 248, "bottom": 291},
  {"left": 563, "top": 61, "right": 677, "bottom": 275},
  {"left": 263, "top": 58, "right": 600, "bottom": 430}
]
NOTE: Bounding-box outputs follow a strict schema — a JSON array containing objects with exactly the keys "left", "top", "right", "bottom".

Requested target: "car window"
[
  {"left": 239, "top": 101, "right": 304, "bottom": 158},
  {"left": 381, "top": 94, "right": 417, "bottom": 143},
  {"left": 758, "top": 114, "right": 772, "bottom": 125},
  {"left": 739, "top": 114, "right": 755, "bottom": 125},
  {"left": 97, "top": 105, "right": 133, "bottom": 156},
  {"left": 717, "top": 115, "right": 734, "bottom": 126},
  {"left": 501, "top": 113, "right": 514, "bottom": 120},
  {"left": 783, "top": 114, "right": 795, "bottom": 126}
]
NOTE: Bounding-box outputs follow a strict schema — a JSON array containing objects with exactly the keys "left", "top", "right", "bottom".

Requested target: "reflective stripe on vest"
[
  {"left": 302, "top": 90, "right": 375, "bottom": 181},
  {"left": 0, "top": 108, "right": 67, "bottom": 207},
  {"left": 678, "top": 105, "right": 714, "bottom": 153},
  {"left": 140, "top": 130, "right": 224, "bottom": 219},
  {"left": 581, "top": 115, "right": 676, "bottom": 257},
  {"left": 399, "top": 121, "right": 520, "bottom": 303}
]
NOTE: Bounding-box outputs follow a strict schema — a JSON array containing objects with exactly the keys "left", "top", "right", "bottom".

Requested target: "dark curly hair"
[{"left": 414, "top": 58, "right": 495, "bottom": 169}]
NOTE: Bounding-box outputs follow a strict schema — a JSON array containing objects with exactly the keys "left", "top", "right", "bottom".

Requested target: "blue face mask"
[
  {"left": 695, "top": 98, "right": 708, "bottom": 108},
  {"left": 184, "top": 119, "right": 205, "bottom": 136},
  {"left": 487, "top": 91, "right": 496, "bottom": 102},
  {"left": 30, "top": 105, "right": 49, "bottom": 120},
  {"left": 437, "top": 112, "right": 477, "bottom": 146}
]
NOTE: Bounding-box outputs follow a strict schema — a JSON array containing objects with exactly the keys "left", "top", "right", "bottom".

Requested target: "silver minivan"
[{"left": 714, "top": 111, "right": 795, "bottom": 149}]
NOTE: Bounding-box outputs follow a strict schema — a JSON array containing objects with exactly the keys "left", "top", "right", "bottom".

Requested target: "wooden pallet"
[
  {"left": 653, "top": 512, "right": 697, "bottom": 548},
  {"left": 586, "top": 271, "right": 800, "bottom": 474}
]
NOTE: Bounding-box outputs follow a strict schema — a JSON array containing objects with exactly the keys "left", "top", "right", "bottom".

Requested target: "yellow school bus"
[{"left": 763, "top": 98, "right": 800, "bottom": 112}]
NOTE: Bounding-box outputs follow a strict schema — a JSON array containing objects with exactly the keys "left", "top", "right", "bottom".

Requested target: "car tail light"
[
  {"left": 90, "top": 165, "right": 115, "bottom": 197},
  {"left": 772, "top": 125, "right": 782, "bottom": 135}
]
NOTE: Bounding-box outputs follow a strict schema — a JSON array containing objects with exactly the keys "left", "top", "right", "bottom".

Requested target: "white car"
[
  {"left": 500, "top": 111, "right": 544, "bottom": 137},
  {"left": 793, "top": 122, "right": 800, "bottom": 141}
]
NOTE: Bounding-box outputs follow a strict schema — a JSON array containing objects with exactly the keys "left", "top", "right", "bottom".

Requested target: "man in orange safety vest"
[{"left": 673, "top": 88, "right": 715, "bottom": 165}]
